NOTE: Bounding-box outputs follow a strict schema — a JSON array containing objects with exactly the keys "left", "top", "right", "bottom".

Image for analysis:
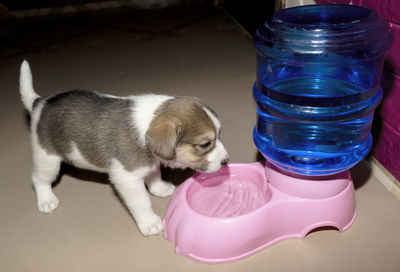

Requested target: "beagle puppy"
[{"left": 19, "top": 60, "right": 229, "bottom": 236}]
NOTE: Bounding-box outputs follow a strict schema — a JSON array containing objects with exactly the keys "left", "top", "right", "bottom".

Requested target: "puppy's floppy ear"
[{"left": 146, "top": 115, "right": 182, "bottom": 160}]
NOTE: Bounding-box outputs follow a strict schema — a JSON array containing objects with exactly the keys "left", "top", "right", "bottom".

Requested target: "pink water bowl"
[{"left": 163, "top": 162, "right": 356, "bottom": 263}]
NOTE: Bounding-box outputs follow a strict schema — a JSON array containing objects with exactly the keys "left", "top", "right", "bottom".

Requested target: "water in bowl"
[{"left": 188, "top": 174, "right": 269, "bottom": 218}]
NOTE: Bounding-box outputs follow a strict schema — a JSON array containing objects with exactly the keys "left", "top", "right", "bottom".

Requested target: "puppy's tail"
[{"left": 19, "top": 60, "right": 40, "bottom": 113}]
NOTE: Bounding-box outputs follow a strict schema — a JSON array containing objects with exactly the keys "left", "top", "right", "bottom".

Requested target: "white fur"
[
  {"left": 66, "top": 142, "right": 107, "bottom": 173},
  {"left": 203, "top": 106, "right": 221, "bottom": 132},
  {"left": 160, "top": 159, "right": 188, "bottom": 170},
  {"left": 131, "top": 94, "right": 173, "bottom": 147},
  {"left": 146, "top": 167, "right": 175, "bottom": 198},
  {"left": 108, "top": 160, "right": 163, "bottom": 236},
  {"left": 19, "top": 60, "right": 39, "bottom": 113},
  {"left": 203, "top": 107, "right": 229, "bottom": 173},
  {"left": 21, "top": 62, "right": 62, "bottom": 212},
  {"left": 206, "top": 140, "right": 229, "bottom": 172},
  {"left": 30, "top": 100, "right": 62, "bottom": 212}
]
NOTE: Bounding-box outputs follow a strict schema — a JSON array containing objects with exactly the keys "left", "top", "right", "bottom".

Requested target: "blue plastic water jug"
[{"left": 253, "top": 4, "right": 393, "bottom": 176}]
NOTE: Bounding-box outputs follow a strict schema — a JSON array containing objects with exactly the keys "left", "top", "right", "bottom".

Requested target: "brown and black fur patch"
[{"left": 146, "top": 96, "right": 218, "bottom": 171}]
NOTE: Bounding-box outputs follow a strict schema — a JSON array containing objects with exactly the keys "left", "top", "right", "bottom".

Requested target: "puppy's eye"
[{"left": 198, "top": 141, "right": 211, "bottom": 149}]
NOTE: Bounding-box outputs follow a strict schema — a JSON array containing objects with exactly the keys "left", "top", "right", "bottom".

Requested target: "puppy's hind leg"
[
  {"left": 109, "top": 160, "right": 163, "bottom": 236},
  {"left": 31, "top": 144, "right": 62, "bottom": 213}
]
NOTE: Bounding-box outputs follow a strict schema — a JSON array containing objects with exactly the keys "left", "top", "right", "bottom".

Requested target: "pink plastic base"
[{"left": 163, "top": 162, "right": 356, "bottom": 263}]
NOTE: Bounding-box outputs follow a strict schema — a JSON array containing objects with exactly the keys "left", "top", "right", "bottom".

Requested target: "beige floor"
[{"left": 1, "top": 5, "right": 400, "bottom": 272}]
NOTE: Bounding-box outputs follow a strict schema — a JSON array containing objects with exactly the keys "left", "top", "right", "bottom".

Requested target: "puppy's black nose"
[{"left": 221, "top": 158, "right": 229, "bottom": 166}]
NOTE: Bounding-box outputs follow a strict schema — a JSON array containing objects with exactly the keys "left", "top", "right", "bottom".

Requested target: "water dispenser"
[
  {"left": 164, "top": 4, "right": 393, "bottom": 263},
  {"left": 253, "top": 4, "right": 393, "bottom": 175}
]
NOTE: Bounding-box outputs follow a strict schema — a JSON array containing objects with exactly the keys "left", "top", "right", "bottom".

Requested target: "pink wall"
[{"left": 315, "top": 0, "right": 400, "bottom": 181}]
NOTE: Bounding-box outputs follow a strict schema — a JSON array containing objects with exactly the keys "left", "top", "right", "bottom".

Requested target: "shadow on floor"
[
  {"left": 58, "top": 162, "right": 194, "bottom": 187},
  {"left": 350, "top": 159, "right": 372, "bottom": 190}
]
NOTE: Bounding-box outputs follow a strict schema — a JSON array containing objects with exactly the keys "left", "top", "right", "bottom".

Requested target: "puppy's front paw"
[
  {"left": 37, "top": 193, "right": 59, "bottom": 213},
  {"left": 149, "top": 181, "right": 175, "bottom": 198},
  {"left": 137, "top": 214, "right": 163, "bottom": 236}
]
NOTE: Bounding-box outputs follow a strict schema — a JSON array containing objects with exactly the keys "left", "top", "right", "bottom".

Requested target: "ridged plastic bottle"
[{"left": 253, "top": 4, "right": 393, "bottom": 175}]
